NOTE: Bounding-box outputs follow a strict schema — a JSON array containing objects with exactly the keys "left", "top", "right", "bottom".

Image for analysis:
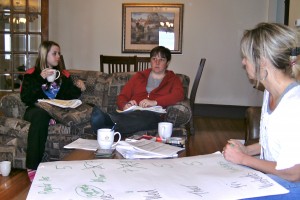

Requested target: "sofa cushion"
[
  {"left": 36, "top": 102, "right": 93, "bottom": 127},
  {"left": 105, "top": 72, "right": 136, "bottom": 113},
  {"left": 69, "top": 70, "right": 109, "bottom": 109}
]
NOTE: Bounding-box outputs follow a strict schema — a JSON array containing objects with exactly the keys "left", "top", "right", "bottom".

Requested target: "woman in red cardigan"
[{"left": 91, "top": 46, "right": 184, "bottom": 136}]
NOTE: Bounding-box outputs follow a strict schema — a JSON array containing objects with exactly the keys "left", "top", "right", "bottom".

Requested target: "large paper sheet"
[{"left": 26, "top": 153, "right": 288, "bottom": 200}]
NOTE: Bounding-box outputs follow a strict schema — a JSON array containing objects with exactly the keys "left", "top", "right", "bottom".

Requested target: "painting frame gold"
[{"left": 122, "top": 3, "right": 184, "bottom": 54}]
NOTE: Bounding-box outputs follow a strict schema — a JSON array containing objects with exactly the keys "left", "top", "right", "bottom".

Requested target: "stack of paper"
[
  {"left": 64, "top": 138, "right": 99, "bottom": 151},
  {"left": 116, "top": 105, "right": 166, "bottom": 113},
  {"left": 116, "top": 139, "right": 184, "bottom": 159}
]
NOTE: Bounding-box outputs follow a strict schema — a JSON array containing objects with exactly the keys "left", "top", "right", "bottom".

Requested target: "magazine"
[
  {"left": 116, "top": 105, "right": 166, "bottom": 113},
  {"left": 37, "top": 99, "right": 82, "bottom": 108}
]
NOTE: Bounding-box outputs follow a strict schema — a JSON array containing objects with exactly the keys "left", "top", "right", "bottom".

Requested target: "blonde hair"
[
  {"left": 240, "top": 23, "right": 300, "bottom": 87},
  {"left": 35, "top": 41, "right": 63, "bottom": 72}
]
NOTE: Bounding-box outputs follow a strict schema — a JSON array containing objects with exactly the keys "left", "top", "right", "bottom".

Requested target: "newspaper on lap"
[{"left": 37, "top": 99, "right": 82, "bottom": 108}]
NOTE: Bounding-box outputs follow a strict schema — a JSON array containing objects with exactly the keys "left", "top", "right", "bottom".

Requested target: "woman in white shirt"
[{"left": 223, "top": 23, "right": 300, "bottom": 199}]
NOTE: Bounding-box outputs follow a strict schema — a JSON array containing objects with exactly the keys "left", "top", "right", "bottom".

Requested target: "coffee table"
[{"left": 63, "top": 136, "right": 189, "bottom": 161}]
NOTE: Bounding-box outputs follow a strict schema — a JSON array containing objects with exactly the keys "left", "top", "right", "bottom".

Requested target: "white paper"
[
  {"left": 26, "top": 153, "right": 289, "bottom": 200},
  {"left": 64, "top": 138, "right": 99, "bottom": 151},
  {"left": 37, "top": 99, "right": 82, "bottom": 108},
  {"left": 116, "top": 105, "right": 166, "bottom": 113},
  {"left": 116, "top": 139, "right": 183, "bottom": 159}
]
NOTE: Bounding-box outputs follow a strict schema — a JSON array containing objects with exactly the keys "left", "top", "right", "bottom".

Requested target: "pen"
[{"left": 111, "top": 123, "right": 117, "bottom": 131}]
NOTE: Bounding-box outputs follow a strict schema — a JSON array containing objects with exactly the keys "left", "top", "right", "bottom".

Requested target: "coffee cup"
[
  {"left": 1, "top": 161, "right": 11, "bottom": 177},
  {"left": 97, "top": 128, "right": 121, "bottom": 149},
  {"left": 47, "top": 69, "right": 60, "bottom": 82},
  {"left": 158, "top": 122, "right": 173, "bottom": 139}
]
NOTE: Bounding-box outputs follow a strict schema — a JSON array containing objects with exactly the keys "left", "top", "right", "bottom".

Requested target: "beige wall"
[
  {"left": 289, "top": 0, "right": 300, "bottom": 27},
  {"left": 49, "top": 0, "right": 283, "bottom": 107}
]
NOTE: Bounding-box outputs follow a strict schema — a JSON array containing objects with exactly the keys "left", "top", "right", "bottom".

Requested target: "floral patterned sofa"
[{"left": 0, "top": 70, "right": 191, "bottom": 169}]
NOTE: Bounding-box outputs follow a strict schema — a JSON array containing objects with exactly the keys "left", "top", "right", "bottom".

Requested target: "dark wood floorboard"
[{"left": 0, "top": 116, "right": 245, "bottom": 200}]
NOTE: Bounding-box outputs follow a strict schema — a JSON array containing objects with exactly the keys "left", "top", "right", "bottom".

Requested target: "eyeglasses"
[{"left": 151, "top": 57, "right": 167, "bottom": 63}]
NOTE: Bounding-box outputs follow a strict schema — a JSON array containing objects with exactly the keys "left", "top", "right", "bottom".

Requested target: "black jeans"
[
  {"left": 24, "top": 106, "right": 51, "bottom": 170},
  {"left": 90, "top": 106, "right": 162, "bottom": 135}
]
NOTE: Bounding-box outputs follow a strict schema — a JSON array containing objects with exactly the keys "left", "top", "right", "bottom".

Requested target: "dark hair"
[{"left": 150, "top": 46, "right": 172, "bottom": 62}]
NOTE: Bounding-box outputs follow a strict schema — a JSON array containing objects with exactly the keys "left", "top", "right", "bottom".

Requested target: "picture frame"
[{"left": 122, "top": 3, "right": 184, "bottom": 54}]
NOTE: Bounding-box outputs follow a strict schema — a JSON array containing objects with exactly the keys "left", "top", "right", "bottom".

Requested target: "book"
[
  {"left": 116, "top": 105, "right": 166, "bottom": 113},
  {"left": 37, "top": 99, "right": 82, "bottom": 108}
]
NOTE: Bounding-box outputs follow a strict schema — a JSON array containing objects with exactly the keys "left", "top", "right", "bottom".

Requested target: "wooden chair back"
[
  {"left": 190, "top": 58, "right": 206, "bottom": 112},
  {"left": 188, "top": 58, "right": 206, "bottom": 134},
  {"left": 100, "top": 55, "right": 136, "bottom": 74},
  {"left": 134, "top": 56, "right": 151, "bottom": 71}
]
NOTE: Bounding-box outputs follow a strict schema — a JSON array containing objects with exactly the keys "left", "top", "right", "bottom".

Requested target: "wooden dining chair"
[
  {"left": 134, "top": 56, "right": 151, "bottom": 71},
  {"left": 100, "top": 55, "right": 136, "bottom": 74},
  {"left": 187, "top": 58, "right": 206, "bottom": 135}
]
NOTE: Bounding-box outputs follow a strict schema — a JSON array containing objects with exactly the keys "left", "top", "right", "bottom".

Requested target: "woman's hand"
[
  {"left": 139, "top": 99, "right": 157, "bottom": 108},
  {"left": 222, "top": 139, "right": 248, "bottom": 165},
  {"left": 40, "top": 68, "right": 54, "bottom": 79},
  {"left": 75, "top": 79, "right": 86, "bottom": 91},
  {"left": 123, "top": 100, "right": 137, "bottom": 110}
]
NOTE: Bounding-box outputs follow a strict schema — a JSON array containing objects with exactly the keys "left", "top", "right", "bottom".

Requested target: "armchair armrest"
[
  {"left": 0, "top": 93, "right": 26, "bottom": 119},
  {"left": 165, "top": 99, "right": 192, "bottom": 127}
]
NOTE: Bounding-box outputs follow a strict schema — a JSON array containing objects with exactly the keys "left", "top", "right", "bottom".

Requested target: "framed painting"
[{"left": 122, "top": 3, "right": 184, "bottom": 54}]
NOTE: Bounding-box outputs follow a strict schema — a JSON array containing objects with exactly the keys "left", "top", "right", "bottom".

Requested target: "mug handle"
[
  {"left": 55, "top": 70, "right": 61, "bottom": 80},
  {"left": 111, "top": 132, "right": 121, "bottom": 147}
]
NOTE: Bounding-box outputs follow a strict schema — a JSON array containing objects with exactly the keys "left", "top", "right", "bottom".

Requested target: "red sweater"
[{"left": 117, "top": 69, "right": 184, "bottom": 110}]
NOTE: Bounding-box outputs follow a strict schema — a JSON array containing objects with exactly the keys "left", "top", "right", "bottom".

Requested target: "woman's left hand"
[
  {"left": 75, "top": 79, "right": 86, "bottom": 91},
  {"left": 222, "top": 140, "right": 247, "bottom": 164},
  {"left": 139, "top": 99, "right": 157, "bottom": 108}
]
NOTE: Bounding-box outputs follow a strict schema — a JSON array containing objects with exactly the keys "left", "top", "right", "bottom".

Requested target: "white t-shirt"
[{"left": 260, "top": 83, "right": 300, "bottom": 170}]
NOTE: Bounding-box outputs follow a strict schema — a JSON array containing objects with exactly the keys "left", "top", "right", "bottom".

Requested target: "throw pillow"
[{"left": 36, "top": 102, "right": 93, "bottom": 127}]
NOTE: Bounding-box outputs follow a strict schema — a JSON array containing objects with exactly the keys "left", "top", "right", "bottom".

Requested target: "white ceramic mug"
[
  {"left": 1, "top": 161, "right": 11, "bottom": 177},
  {"left": 97, "top": 128, "right": 121, "bottom": 149},
  {"left": 158, "top": 122, "right": 173, "bottom": 139},
  {"left": 47, "top": 69, "right": 60, "bottom": 82}
]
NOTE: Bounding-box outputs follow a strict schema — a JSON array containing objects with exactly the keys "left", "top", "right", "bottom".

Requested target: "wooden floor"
[{"left": 0, "top": 116, "right": 245, "bottom": 200}]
